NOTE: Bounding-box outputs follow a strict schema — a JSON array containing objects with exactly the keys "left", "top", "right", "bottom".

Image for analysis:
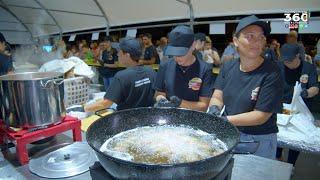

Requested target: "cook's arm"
[
  {"left": 84, "top": 99, "right": 114, "bottom": 112},
  {"left": 227, "top": 110, "right": 272, "bottom": 126},
  {"left": 306, "top": 86, "right": 319, "bottom": 98},
  {"left": 139, "top": 57, "right": 156, "bottom": 65},
  {"left": 154, "top": 91, "right": 167, "bottom": 101},
  {"left": 104, "top": 63, "right": 118, "bottom": 68},
  {"left": 211, "top": 51, "right": 221, "bottom": 66},
  {"left": 209, "top": 89, "right": 224, "bottom": 109},
  {"left": 180, "top": 96, "right": 210, "bottom": 112}
]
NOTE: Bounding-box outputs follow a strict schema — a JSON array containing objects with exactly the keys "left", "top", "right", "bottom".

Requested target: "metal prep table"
[{"left": 1, "top": 130, "right": 293, "bottom": 180}]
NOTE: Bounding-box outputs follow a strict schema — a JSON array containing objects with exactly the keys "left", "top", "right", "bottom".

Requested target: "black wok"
[{"left": 86, "top": 107, "right": 239, "bottom": 179}]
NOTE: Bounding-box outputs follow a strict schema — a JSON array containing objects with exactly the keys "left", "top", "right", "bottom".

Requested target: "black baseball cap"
[
  {"left": 0, "top": 32, "right": 6, "bottom": 43},
  {"left": 119, "top": 37, "right": 142, "bottom": 59},
  {"left": 279, "top": 43, "right": 300, "bottom": 62},
  {"left": 235, "top": 15, "right": 271, "bottom": 36},
  {"left": 165, "top": 25, "right": 194, "bottom": 56}
]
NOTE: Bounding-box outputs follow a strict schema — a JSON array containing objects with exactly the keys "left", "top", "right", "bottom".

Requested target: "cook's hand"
[
  {"left": 169, "top": 96, "right": 182, "bottom": 107},
  {"left": 154, "top": 96, "right": 182, "bottom": 108},
  {"left": 301, "top": 89, "right": 308, "bottom": 98},
  {"left": 207, "top": 105, "right": 221, "bottom": 116},
  {"left": 66, "top": 105, "right": 85, "bottom": 113},
  {"left": 220, "top": 115, "right": 229, "bottom": 121},
  {"left": 154, "top": 98, "right": 168, "bottom": 107}
]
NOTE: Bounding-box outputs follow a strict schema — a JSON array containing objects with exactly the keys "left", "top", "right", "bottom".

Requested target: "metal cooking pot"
[
  {"left": 0, "top": 72, "right": 66, "bottom": 128},
  {"left": 86, "top": 107, "right": 240, "bottom": 179}
]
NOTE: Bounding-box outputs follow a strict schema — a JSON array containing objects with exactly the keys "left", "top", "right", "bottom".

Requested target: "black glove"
[
  {"left": 220, "top": 115, "right": 229, "bottom": 122},
  {"left": 154, "top": 98, "right": 170, "bottom": 107},
  {"left": 66, "top": 105, "right": 85, "bottom": 113},
  {"left": 169, "top": 96, "right": 182, "bottom": 107},
  {"left": 207, "top": 105, "right": 221, "bottom": 116},
  {"left": 154, "top": 96, "right": 182, "bottom": 108},
  {"left": 301, "top": 89, "right": 308, "bottom": 98}
]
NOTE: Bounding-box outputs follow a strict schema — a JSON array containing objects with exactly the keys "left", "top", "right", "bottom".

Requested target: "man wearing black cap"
[
  {"left": 97, "top": 36, "right": 118, "bottom": 90},
  {"left": 276, "top": 43, "right": 319, "bottom": 165},
  {"left": 0, "top": 32, "right": 13, "bottom": 76},
  {"left": 279, "top": 43, "right": 319, "bottom": 105},
  {"left": 153, "top": 26, "right": 214, "bottom": 112},
  {"left": 71, "top": 37, "right": 156, "bottom": 112},
  {"left": 208, "top": 15, "right": 283, "bottom": 159}
]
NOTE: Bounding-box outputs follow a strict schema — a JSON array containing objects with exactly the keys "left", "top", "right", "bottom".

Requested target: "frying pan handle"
[
  {"left": 232, "top": 141, "right": 260, "bottom": 155},
  {"left": 95, "top": 108, "right": 116, "bottom": 117}
]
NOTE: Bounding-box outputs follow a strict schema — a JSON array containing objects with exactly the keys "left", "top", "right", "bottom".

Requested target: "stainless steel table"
[{"left": 1, "top": 132, "right": 292, "bottom": 180}]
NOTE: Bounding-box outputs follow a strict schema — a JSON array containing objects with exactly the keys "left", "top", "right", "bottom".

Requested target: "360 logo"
[{"left": 284, "top": 11, "right": 310, "bottom": 30}]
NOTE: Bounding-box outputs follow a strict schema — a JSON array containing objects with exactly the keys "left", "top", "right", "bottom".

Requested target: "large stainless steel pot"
[{"left": 0, "top": 72, "right": 65, "bottom": 128}]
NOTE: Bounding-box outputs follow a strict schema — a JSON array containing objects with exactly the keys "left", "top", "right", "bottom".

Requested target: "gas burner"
[
  {"left": 89, "top": 158, "right": 234, "bottom": 180},
  {"left": 0, "top": 116, "right": 82, "bottom": 165}
]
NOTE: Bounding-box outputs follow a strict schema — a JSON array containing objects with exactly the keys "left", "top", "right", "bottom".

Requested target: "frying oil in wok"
[{"left": 100, "top": 125, "right": 228, "bottom": 165}]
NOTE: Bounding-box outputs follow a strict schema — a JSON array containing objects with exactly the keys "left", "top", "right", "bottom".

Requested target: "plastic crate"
[{"left": 64, "top": 77, "right": 89, "bottom": 108}]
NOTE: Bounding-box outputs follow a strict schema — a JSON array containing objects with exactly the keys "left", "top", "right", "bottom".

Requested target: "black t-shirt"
[
  {"left": 278, "top": 60, "right": 318, "bottom": 106},
  {"left": 0, "top": 53, "right": 13, "bottom": 76},
  {"left": 104, "top": 65, "right": 156, "bottom": 110},
  {"left": 144, "top": 45, "right": 160, "bottom": 64},
  {"left": 99, "top": 48, "right": 118, "bottom": 78},
  {"left": 214, "top": 58, "right": 283, "bottom": 135},
  {"left": 264, "top": 48, "right": 278, "bottom": 62},
  {"left": 154, "top": 58, "right": 214, "bottom": 101}
]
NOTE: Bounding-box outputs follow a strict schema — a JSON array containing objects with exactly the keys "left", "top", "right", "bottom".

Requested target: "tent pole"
[
  {"left": 176, "top": 0, "right": 194, "bottom": 30},
  {"left": 0, "top": 1, "right": 34, "bottom": 41},
  {"left": 34, "top": 0, "right": 63, "bottom": 39},
  {"left": 92, "top": 0, "right": 110, "bottom": 36}
]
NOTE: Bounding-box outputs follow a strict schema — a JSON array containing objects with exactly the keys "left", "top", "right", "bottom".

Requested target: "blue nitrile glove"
[
  {"left": 301, "top": 89, "right": 308, "bottom": 98},
  {"left": 66, "top": 105, "right": 85, "bottom": 113},
  {"left": 207, "top": 105, "right": 221, "bottom": 116}
]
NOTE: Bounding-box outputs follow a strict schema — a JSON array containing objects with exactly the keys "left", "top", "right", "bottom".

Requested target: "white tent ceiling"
[{"left": 0, "top": 0, "right": 319, "bottom": 44}]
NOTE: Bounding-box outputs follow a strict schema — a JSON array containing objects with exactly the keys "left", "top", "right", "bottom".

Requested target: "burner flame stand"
[{"left": 0, "top": 116, "right": 82, "bottom": 165}]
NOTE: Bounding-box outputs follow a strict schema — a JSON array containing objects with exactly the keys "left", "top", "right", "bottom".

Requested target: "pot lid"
[
  {"left": 29, "top": 142, "right": 97, "bottom": 178},
  {"left": 0, "top": 72, "right": 63, "bottom": 81}
]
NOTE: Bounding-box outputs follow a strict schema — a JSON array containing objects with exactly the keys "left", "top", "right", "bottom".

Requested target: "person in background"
[
  {"left": 203, "top": 36, "right": 221, "bottom": 66},
  {"left": 82, "top": 44, "right": 94, "bottom": 63},
  {"left": 97, "top": 36, "right": 118, "bottom": 90},
  {"left": 66, "top": 44, "right": 80, "bottom": 58},
  {"left": 70, "top": 37, "right": 156, "bottom": 112},
  {"left": 77, "top": 40, "right": 86, "bottom": 59},
  {"left": 208, "top": 15, "right": 283, "bottom": 159},
  {"left": 0, "top": 32, "right": 13, "bottom": 120},
  {"left": 276, "top": 43, "right": 319, "bottom": 166},
  {"left": 269, "top": 39, "right": 281, "bottom": 59},
  {"left": 139, "top": 33, "right": 159, "bottom": 65},
  {"left": 315, "top": 39, "right": 320, "bottom": 70},
  {"left": 297, "top": 41, "right": 313, "bottom": 64},
  {"left": 154, "top": 26, "right": 214, "bottom": 112},
  {"left": 286, "top": 30, "right": 305, "bottom": 62},
  {"left": 0, "top": 32, "right": 13, "bottom": 75},
  {"left": 90, "top": 41, "right": 100, "bottom": 63},
  {"left": 264, "top": 39, "right": 279, "bottom": 62},
  {"left": 221, "top": 39, "right": 239, "bottom": 63},
  {"left": 193, "top": 32, "right": 206, "bottom": 61},
  {"left": 156, "top": 36, "right": 169, "bottom": 62}
]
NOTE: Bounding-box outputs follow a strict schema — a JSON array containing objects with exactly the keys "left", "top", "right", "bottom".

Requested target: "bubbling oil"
[{"left": 100, "top": 125, "right": 228, "bottom": 165}]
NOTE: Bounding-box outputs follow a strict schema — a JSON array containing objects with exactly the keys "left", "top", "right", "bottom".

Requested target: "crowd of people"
[{"left": 0, "top": 15, "right": 319, "bottom": 165}]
